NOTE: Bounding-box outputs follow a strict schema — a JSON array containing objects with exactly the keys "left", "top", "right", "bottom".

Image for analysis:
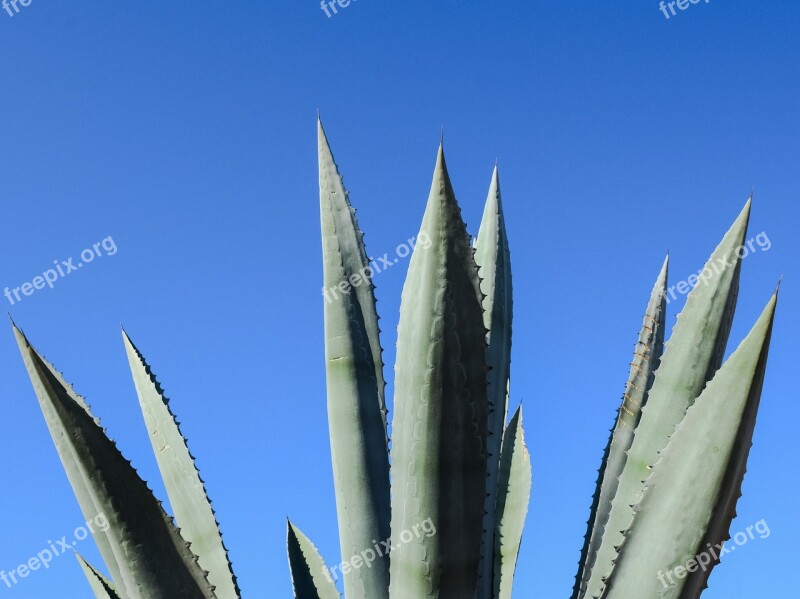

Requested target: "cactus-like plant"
[
  {"left": 287, "top": 120, "right": 777, "bottom": 599},
  {"left": 571, "top": 197, "right": 779, "bottom": 599},
  {"left": 11, "top": 324, "right": 240, "bottom": 599},
  {"left": 287, "top": 120, "right": 532, "bottom": 599},
  {"left": 9, "top": 120, "right": 778, "bottom": 599}
]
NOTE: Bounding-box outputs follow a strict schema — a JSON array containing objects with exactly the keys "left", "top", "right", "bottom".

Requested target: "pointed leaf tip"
[
  {"left": 602, "top": 292, "right": 776, "bottom": 599},
  {"left": 76, "top": 553, "right": 120, "bottom": 599},
  {"left": 493, "top": 404, "right": 531, "bottom": 599},
  {"left": 287, "top": 521, "right": 339, "bottom": 599},
  {"left": 655, "top": 253, "right": 669, "bottom": 289},
  {"left": 317, "top": 123, "right": 391, "bottom": 599},
  {"left": 390, "top": 133, "right": 487, "bottom": 598},
  {"left": 123, "top": 332, "right": 241, "bottom": 598},
  {"left": 11, "top": 319, "right": 27, "bottom": 346},
  {"left": 17, "top": 335, "right": 214, "bottom": 598}
]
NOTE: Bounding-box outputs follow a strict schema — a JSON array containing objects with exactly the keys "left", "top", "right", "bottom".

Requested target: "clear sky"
[{"left": 0, "top": 1, "right": 797, "bottom": 597}]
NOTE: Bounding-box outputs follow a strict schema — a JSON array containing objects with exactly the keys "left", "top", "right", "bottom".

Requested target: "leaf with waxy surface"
[
  {"left": 602, "top": 291, "right": 777, "bottom": 599},
  {"left": 287, "top": 521, "right": 340, "bottom": 599},
  {"left": 318, "top": 118, "right": 391, "bottom": 599},
  {"left": 389, "top": 144, "right": 489, "bottom": 599},
  {"left": 76, "top": 553, "right": 122, "bottom": 599},
  {"left": 12, "top": 324, "right": 215, "bottom": 599},
  {"left": 585, "top": 200, "right": 751, "bottom": 598},
  {"left": 493, "top": 406, "right": 532, "bottom": 599},
  {"left": 123, "top": 330, "right": 240, "bottom": 599},
  {"left": 474, "top": 165, "right": 514, "bottom": 599},
  {"left": 572, "top": 255, "right": 668, "bottom": 599}
]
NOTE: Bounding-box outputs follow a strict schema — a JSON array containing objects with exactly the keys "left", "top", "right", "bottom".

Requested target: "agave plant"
[
  {"left": 287, "top": 121, "right": 777, "bottom": 599},
  {"left": 570, "top": 198, "right": 779, "bottom": 599},
  {"left": 285, "top": 120, "right": 532, "bottom": 599},
  {"left": 10, "top": 121, "right": 778, "bottom": 599},
  {"left": 12, "top": 325, "right": 240, "bottom": 599}
]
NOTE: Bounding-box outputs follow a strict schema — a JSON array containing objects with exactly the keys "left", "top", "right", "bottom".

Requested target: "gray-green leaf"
[
  {"left": 493, "top": 406, "right": 532, "bottom": 599},
  {"left": 318, "top": 118, "right": 391, "bottom": 599},
  {"left": 389, "top": 144, "right": 489, "bottom": 599},
  {"left": 12, "top": 325, "right": 215, "bottom": 599},
  {"left": 573, "top": 255, "right": 668, "bottom": 598},
  {"left": 123, "top": 331, "right": 240, "bottom": 599},
  {"left": 585, "top": 200, "right": 750, "bottom": 598},
  {"left": 76, "top": 553, "right": 121, "bottom": 599},
  {"left": 287, "top": 520, "right": 341, "bottom": 599},
  {"left": 603, "top": 291, "right": 777, "bottom": 599},
  {"left": 475, "top": 165, "right": 514, "bottom": 599}
]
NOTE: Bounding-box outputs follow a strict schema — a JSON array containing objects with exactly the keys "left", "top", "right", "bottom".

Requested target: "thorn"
[{"left": 775, "top": 276, "right": 783, "bottom": 295}]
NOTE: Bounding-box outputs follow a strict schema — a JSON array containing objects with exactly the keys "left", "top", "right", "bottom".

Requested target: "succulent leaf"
[
  {"left": 603, "top": 292, "right": 777, "bottom": 599},
  {"left": 474, "top": 165, "right": 514, "bottom": 599},
  {"left": 318, "top": 118, "right": 391, "bottom": 599},
  {"left": 76, "top": 553, "right": 122, "bottom": 599},
  {"left": 493, "top": 406, "right": 532, "bottom": 599},
  {"left": 12, "top": 325, "right": 216, "bottom": 599},
  {"left": 287, "top": 521, "right": 341, "bottom": 599},
  {"left": 572, "top": 255, "right": 668, "bottom": 598},
  {"left": 585, "top": 200, "right": 750, "bottom": 598},
  {"left": 389, "top": 144, "right": 489, "bottom": 599},
  {"left": 677, "top": 289, "right": 781, "bottom": 599},
  {"left": 123, "top": 331, "right": 240, "bottom": 599}
]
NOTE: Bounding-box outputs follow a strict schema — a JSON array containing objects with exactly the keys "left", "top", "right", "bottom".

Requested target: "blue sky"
[{"left": 0, "top": 1, "right": 797, "bottom": 597}]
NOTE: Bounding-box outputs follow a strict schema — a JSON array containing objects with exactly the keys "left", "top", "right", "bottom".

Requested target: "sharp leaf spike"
[
  {"left": 474, "top": 164, "right": 514, "bottom": 599},
  {"left": 12, "top": 324, "right": 216, "bottom": 599},
  {"left": 287, "top": 521, "right": 340, "bottom": 599},
  {"left": 389, "top": 143, "right": 488, "bottom": 599},
  {"left": 76, "top": 553, "right": 122, "bottom": 599},
  {"left": 317, "top": 118, "right": 391, "bottom": 599},
  {"left": 493, "top": 406, "right": 532, "bottom": 599},
  {"left": 585, "top": 200, "right": 751, "bottom": 598},
  {"left": 604, "top": 292, "right": 777, "bottom": 599},
  {"left": 123, "top": 330, "right": 241, "bottom": 599},
  {"left": 573, "top": 254, "right": 668, "bottom": 598}
]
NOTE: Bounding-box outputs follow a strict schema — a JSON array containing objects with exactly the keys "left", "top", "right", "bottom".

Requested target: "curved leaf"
[
  {"left": 603, "top": 292, "right": 776, "bottom": 599},
  {"left": 12, "top": 325, "right": 215, "bottom": 599},
  {"left": 76, "top": 553, "right": 121, "bottom": 599},
  {"left": 585, "top": 200, "right": 750, "bottom": 598},
  {"left": 572, "top": 255, "right": 668, "bottom": 598},
  {"left": 474, "top": 165, "right": 514, "bottom": 599},
  {"left": 287, "top": 520, "right": 341, "bottom": 599},
  {"left": 318, "top": 118, "right": 391, "bottom": 599},
  {"left": 493, "top": 406, "right": 532, "bottom": 599},
  {"left": 123, "top": 331, "right": 240, "bottom": 599},
  {"left": 389, "top": 144, "right": 489, "bottom": 599}
]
